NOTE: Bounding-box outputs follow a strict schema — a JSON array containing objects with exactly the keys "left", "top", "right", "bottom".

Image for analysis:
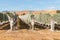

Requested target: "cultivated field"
[{"left": 0, "top": 29, "right": 60, "bottom": 40}]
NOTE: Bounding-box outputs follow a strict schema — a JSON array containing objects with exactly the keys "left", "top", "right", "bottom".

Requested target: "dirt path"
[{"left": 0, "top": 29, "right": 60, "bottom": 40}]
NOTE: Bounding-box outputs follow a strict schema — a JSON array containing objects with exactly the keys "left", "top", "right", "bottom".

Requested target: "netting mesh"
[
  {"left": 0, "top": 12, "right": 60, "bottom": 25},
  {"left": 19, "top": 13, "right": 32, "bottom": 24}
]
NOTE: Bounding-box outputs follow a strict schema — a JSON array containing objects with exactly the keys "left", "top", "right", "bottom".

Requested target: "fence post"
[{"left": 50, "top": 15, "right": 55, "bottom": 31}]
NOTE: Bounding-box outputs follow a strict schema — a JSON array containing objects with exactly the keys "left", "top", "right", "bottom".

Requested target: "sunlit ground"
[{"left": 0, "top": 29, "right": 60, "bottom": 40}]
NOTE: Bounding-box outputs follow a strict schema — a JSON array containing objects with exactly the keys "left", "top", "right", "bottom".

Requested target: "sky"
[{"left": 0, "top": 0, "right": 60, "bottom": 11}]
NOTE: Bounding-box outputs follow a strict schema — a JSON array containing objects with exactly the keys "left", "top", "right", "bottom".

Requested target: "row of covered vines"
[
  {"left": 34, "top": 13, "right": 60, "bottom": 25},
  {"left": 0, "top": 12, "right": 60, "bottom": 25}
]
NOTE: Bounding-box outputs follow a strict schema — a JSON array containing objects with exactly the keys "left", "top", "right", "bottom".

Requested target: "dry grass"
[{"left": 0, "top": 29, "right": 60, "bottom": 40}]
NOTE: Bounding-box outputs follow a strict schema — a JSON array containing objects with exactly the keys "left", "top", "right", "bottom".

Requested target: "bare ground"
[{"left": 0, "top": 29, "right": 60, "bottom": 40}]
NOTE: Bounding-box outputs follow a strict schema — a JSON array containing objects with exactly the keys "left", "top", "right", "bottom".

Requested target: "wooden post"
[
  {"left": 50, "top": 19, "right": 55, "bottom": 31},
  {"left": 10, "top": 18, "right": 13, "bottom": 30},
  {"left": 31, "top": 19, "right": 34, "bottom": 30},
  {"left": 50, "top": 15, "right": 55, "bottom": 31},
  {"left": 30, "top": 15, "right": 35, "bottom": 30},
  {"left": 7, "top": 15, "right": 13, "bottom": 31}
]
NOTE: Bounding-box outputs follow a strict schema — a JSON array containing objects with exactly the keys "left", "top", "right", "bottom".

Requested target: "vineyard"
[
  {"left": 0, "top": 12, "right": 60, "bottom": 30},
  {"left": 0, "top": 11, "right": 60, "bottom": 40}
]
